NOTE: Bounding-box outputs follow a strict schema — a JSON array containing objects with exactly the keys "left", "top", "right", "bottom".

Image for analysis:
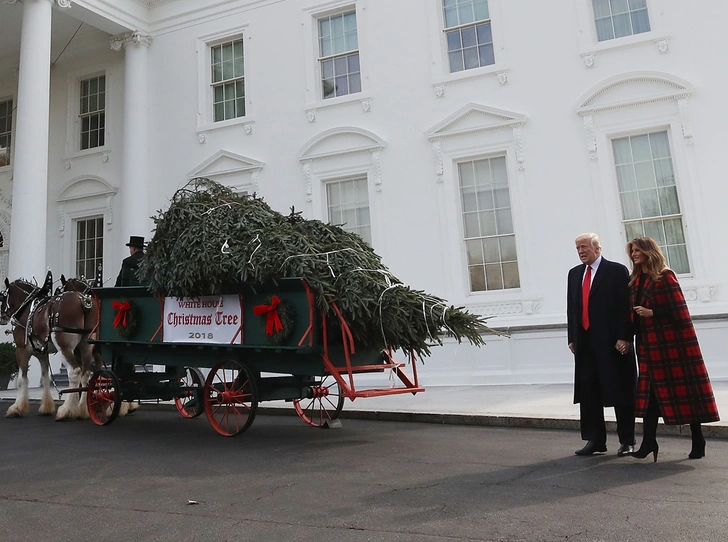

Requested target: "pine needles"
[{"left": 138, "top": 178, "right": 497, "bottom": 358}]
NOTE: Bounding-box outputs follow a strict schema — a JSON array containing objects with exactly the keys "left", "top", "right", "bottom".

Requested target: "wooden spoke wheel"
[
  {"left": 293, "top": 375, "right": 344, "bottom": 427},
  {"left": 175, "top": 367, "right": 205, "bottom": 419},
  {"left": 87, "top": 369, "right": 122, "bottom": 426},
  {"left": 204, "top": 360, "right": 258, "bottom": 437}
]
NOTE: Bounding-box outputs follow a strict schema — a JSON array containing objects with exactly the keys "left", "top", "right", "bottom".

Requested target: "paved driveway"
[{"left": 0, "top": 410, "right": 726, "bottom": 541}]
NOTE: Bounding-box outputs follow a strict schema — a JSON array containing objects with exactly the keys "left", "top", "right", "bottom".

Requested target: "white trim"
[
  {"left": 427, "top": 0, "right": 510, "bottom": 91},
  {"left": 574, "top": 0, "right": 668, "bottom": 63},
  {"left": 187, "top": 150, "right": 265, "bottom": 194},
  {"left": 575, "top": 71, "right": 693, "bottom": 116},
  {"left": 195, "top": 24, "right": 252, "bottom": 131},
  {"left": 425, "top": 103, "right": 530, "bottom": 304},
  {"left": 64, "top": 66, "right": 111, "bottom": 160},
  {"left": 301, "top": 0, "right": 368, "bottom": 109},
  {"left": 297, "top": 126, "right": 385, "bottom": 161},
  {"left": 426, "top": 103, "right": 527, "bottom": 140}
]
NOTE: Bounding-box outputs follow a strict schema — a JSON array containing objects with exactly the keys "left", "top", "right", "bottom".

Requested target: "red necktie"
[{"left": 582, "top": 265, "right": 591, "bottom": 330}]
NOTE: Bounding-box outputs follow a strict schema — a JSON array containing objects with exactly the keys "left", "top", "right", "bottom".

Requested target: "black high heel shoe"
[
  {"left": 632, "top": 440, "right": 659, "bottom": 462},
  {"left": 689, "top": 438, "right": 706, "bottom": 459}
]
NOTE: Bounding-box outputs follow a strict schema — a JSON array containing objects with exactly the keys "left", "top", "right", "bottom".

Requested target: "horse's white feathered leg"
[
  {"left": 56, "top": 366, "right": 81, "bottom": 421},
  {"left": 37, "top": 356, "right": 56, "bottom": 416},
  {"left": 5, "top": 374, "right": 29, "bottom": 417},
  {"left": 77, "top": 369, "right": 90, "bottom": 419}
]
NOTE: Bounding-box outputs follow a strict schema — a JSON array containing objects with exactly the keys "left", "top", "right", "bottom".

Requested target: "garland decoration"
[
  {"left": 253, "top": 295, "right": 294, "bottom": 345},
  {"left": 112, "top": 299, "right": 138, "bottom": 340}
]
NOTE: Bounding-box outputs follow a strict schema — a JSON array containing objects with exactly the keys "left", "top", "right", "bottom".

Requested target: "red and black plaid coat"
[{"left": 631, "top": 270, "right": 719, "bottom": 424}]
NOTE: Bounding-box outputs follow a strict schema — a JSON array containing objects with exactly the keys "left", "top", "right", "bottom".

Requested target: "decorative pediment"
[
  {"left": 57, "top": 176, "right": 117, "bottom": 203},
  {"left": 187, "top": 150, "right": 264, "bottom": 178},
  {"left": 297, "top": 127, "right": 385, "bottom": 161},
  {"left": 425, "top": 104, "right": 527, "bottom": 141},
  {"left": 575, "top": 72, "right": 693, "bottom": 115}
]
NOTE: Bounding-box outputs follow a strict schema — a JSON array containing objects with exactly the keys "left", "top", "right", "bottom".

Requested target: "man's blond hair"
[{"left": 575, "top": 232, "right": 601, "bottom": 249}]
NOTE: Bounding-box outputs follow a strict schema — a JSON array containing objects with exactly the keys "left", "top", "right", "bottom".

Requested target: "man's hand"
[
  {"left": 568, "top": 342, "right": 575, "bottom": 354},
  {"left": 615, "top": 339, "right": 630, "bottom": 355}
]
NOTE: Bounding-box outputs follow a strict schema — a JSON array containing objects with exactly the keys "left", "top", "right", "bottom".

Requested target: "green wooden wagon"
[{"left": 86, "top": 278, "right": 424, "bottom": 436}]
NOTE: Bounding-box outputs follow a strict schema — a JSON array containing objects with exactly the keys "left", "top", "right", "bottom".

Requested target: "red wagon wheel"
[
  {"left": 175, "top": 367, "right": 205, "bottom": 419},
  {"left": 204, "top": 360, "right": 258, "bottom": 437},
  {"left": 87, "top": 369, "right": 122, "bottom": 426},
  {"left": 293, "top": 375, "right": 344, "bottom": 427}
]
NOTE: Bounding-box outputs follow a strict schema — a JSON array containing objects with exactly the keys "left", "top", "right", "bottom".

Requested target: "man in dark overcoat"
[
  {"left": 115, "top": 236, "right": 145, "bottom": 287},
  {"left": 567, "top": 233, "right": 637, "bottom": 456}
]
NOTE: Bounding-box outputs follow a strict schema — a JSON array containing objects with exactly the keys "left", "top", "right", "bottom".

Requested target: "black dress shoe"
[
  {"left": 575, "top": 441, "right": 607, "bottom": 455},
  {"left": 617, "top": 444, "right": 635, "bottom": 457}
]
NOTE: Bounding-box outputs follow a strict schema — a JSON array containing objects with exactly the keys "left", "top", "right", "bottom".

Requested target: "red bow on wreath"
[
  {"left": 112, "top": 300, "right": 131, "bottom": 328},
  {"left": 253, "top": 295, "right": 284, "bottom": 336}
]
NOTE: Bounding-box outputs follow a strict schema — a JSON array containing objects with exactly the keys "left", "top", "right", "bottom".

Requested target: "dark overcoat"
[
  {"left": 115, "top": 250, "right": 144, "bottom": 287},
  {"left": 630, "top": 269, "right": 719, "bottom": 424},
  {"left": 567, "top": 258, "right": 637, "bottom": 406}
]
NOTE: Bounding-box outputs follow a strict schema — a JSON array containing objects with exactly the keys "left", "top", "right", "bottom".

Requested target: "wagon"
[{"left": 85, "top": 278, "right": 425, "bottom": 436}]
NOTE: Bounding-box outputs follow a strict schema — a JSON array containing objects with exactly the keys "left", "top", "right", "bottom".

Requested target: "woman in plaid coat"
[{"left": 628, "top": 237, "right": 719, "bottom": 462}]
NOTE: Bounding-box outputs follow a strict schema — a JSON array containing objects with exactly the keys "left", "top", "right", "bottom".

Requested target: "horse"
[
  {"left": 58, "top": 274, "right": 139, "bottom": 417},
  {"left": 0, "top": 276, "right": 99, "bottom": 420}
]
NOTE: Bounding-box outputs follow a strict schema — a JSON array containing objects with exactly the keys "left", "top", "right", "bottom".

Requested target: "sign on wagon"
[{"left": 163, "top": 295, "right": 242, "bottom": 344}]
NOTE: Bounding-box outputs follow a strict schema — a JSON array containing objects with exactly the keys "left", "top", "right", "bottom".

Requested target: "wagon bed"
[{"left": 85, "top": 277, "right": 424, "bottom": 436}]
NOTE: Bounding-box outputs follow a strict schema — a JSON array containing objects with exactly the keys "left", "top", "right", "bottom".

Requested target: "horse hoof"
[{"left": 5, "top": 410, "right": 23, "bottom": 418}]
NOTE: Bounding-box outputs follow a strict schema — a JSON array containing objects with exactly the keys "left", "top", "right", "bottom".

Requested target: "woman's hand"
[{"left": 633, "top": 305, "right": 653, "bottom": 318}]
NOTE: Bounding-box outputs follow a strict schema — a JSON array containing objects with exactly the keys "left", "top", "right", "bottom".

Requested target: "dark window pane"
[
  {"left": 463, "top": 47, "right": 479, "bottom": 70},
  {"left": 335, "top": 75, "right": 348, "bottom": 96},
  {"left": 461, "top": 26, "right": 477, "bottom": 48},
  {"left": 349, "top": 73, "right": 361, "bottom": 94},
  {"left": 631, "top": 9, "right": 650, "bottom": 33},
  {"left": 446, "top": 30, "right": 461, "bottom": 52},
  {"left": 478, "top": 43, "right": 495, "bottom": 66},
  {"left": 476, "top": 22, "right": 492, "bottom": 44},
  {"left": 347, "top": 53, "right": 360, "bottom": 73},
  {"left": 449, "top": 51, "right": 464, "bottom": 73},
  {"left": 334, "top": 56, "right": 347, "bottom": 74}
]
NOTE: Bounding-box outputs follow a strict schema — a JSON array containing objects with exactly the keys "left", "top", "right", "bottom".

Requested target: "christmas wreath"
[
  {"left": 112, "top": 299, "right": 139, "bottom": 340},
  {"left": 253, "top": 295, "right": 294, "bottom": 345}
]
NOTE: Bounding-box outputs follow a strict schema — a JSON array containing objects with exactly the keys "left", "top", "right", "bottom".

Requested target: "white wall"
[{"left": 1, "top": 0, "right": 727, "bottom": 387}]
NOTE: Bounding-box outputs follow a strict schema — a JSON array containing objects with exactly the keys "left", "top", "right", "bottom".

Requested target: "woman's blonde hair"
[{"left": 627, "top": 237, "right": 668, "bottom": 286}]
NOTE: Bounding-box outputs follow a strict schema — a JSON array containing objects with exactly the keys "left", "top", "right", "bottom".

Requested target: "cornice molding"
[
  {"left": 5, "top": 0, "right": 72, "bottom": 4},
  {"left": 425, "top": 103, "right": 527, "bottom": 141},
  {"left": 575, "top": 71, "right": 693, "bottom": 116},
  {"left": 297, "top": 127, "right": 386, "bottom": 162}
]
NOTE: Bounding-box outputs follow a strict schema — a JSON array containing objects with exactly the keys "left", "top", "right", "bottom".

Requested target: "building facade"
[{"left": 1, "top": 0, "right": 727, "bottom": 387}]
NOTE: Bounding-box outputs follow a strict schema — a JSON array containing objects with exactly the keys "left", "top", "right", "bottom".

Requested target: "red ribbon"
[
  {"left": 253, "top": 295, "right": 284, "bottom": 336},
  {"left": 112, "top": 300, "right": 131, "bottom": 328}
]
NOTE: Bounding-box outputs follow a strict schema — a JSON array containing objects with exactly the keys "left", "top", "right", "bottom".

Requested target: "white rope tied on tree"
[
  {"left": 247, "top": 234, "right": 262, "bottom": 270},
  {"left": 278, "top": 248, "right": 357, "bottom": 272}
]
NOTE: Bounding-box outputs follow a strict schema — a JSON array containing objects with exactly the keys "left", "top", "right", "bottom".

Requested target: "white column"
[
  {"left": 111, "top": 31, "right": 152, "bottom": 245},
  {"left": 7, "top": 0, "right": 57, "bottom": 280}
]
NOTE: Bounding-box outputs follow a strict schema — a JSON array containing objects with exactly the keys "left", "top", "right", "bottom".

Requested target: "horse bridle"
[{"left": 1, "top": 281, "right": 42, "bottom": 330}]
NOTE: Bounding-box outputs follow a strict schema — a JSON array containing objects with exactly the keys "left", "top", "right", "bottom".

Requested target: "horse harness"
[{"left": 8, "top": 287, "right": 95, "bottom": 356}]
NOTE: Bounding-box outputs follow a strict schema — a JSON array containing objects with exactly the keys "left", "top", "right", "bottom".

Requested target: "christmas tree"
[{"left": 138, "top": 178, "right": 497, "bottom": 358}]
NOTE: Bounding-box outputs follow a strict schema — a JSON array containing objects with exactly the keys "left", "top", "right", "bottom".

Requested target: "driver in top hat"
[{"left": 115, "top": 236, "right": 145, "bottom": 287}]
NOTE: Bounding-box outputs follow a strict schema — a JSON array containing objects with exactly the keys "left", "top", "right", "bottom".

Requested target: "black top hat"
[{"left": 126, "top": 236, "right": 145, "bottom": 248}]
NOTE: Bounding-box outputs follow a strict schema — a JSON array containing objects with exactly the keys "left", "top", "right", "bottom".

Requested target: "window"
[
  {"left": 459, "top": 156, "right": 519, "bottom": 291},
  {"left": 211, "top": 39, "right": 245, "bottom": 122},
  {"left": 318, "top": 10, "right": 361, "bottom": 99},
  {"left": 79, "top": 76, "right": 105, "bottom": 150},
  {"left": 326, "top": 177, "right": 371, "bottom": 244},
  {"left": 593, "top": 0, "right": 650, "bottom": 42},
  {"left": 0, "top": 99, "right": 12, "bottom": 167},
  {"left": 613, "top": 131, "right": 689, "bottom": 273},
  {"left": 443, "top": 0, "right": 494, "bottom": 73},
  {"left": 76, "top": 217, "right": 103, "bottom": 281}
]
